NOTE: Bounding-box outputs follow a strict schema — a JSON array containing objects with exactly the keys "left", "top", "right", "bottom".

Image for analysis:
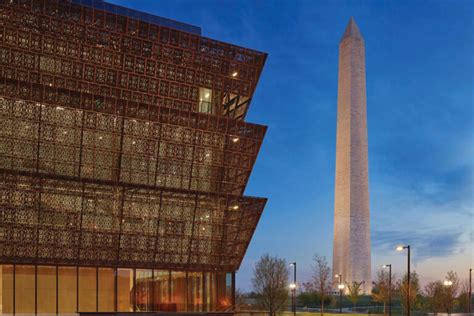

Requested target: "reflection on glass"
[
  {"left": 37, "top": 266, "right": 57, "bottom": 314},
  {"left": 15, "top": 265, "right": 35, "bottom": 313},
  {"left": 58, "top": 266, "right": 77, "bottom": 313},
  {"left": 0, "top": 265, "right": 14, "bottom": 314},
  {"left": 153, "top": 270, "right": 169, "bottom": 310},
  {"left": 117, "top": 268, "right": 134, "bottom": 311},
  {"left": 170, "top": 271, "right": 186, "bottom": 311},
  {"left": 78, "top": 267, "right": 97, "bottom": 312},
  {"left": 188, "top": 272, "right": 203, "bottom": 311},
  {"left": 98, "top": 268, "right": 115, "bottom": 312},
  {"left": 217, "top": 272, "right": 231, "bottom": 309},
  {"left": 204, "top": 272, "right": 216, "bottom": 311},
  {"left": 136, "top": 269, "right": 153, "bottom": 311}
]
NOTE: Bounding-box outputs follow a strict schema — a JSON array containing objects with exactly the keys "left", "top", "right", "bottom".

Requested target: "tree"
[
  {"left": 424, "top": 281, "right": 445, "bottom": 312},
  {"left": 251, "top": 254, "right": 289, "bottom": 316},
  {"left": 397, "top": 271, "right": 421, "bottom": 314},
  {"left": 458, "top": 279, "right": 472, "bottom": 313},
  {"left": 443, "top": 271, "right": 460, "bottom": 313},
  {"left": 424, "top": 271, "right": 460, "bottom": 313},
  {"left": 372, "top": 270, "right": 396, "bottom": 314},
  {"left": 311, "top": 255, "right": 332, "bottom": 316},
  {"left": 235, "top": 288, "right": 247, "bottom": 311},
  {"left": 347, "top": 281, "right": 363, "bottom": 309}
]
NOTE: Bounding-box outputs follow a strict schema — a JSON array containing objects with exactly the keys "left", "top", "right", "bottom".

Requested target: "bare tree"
[
  {"left": 347, "top": 281, "right": 363, "bottom": 309},
  {"left": 311, "top": 255, "right": 332, "bottom": 316},
  {"left": 458, "top": 279, "right": 471, "bottom": 313},
  {"left": 252, "top": 254, "right": 289, "bottom": 316},
  {"left": 235, "top": 288, "right": 247, "bottom": 311},
  {"left": 443, "top": 271, "right": 460, "bottom": 313}
]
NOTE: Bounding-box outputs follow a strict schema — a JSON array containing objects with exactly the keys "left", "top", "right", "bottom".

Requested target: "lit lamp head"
[
  {"left": 396, "top": 245, "right": 404, "bottom": 251},
  {"left": 443, "top": 280, "right": 453, "bottom": 286},
  {"left": 338, "top": 284, "right": 345, "bottom": 290},
  {"left": 382, "top": 264, "right": 391, "bottom": 268},
  {"left": 289, "top": 283, "right": 297, "bottom": 290}
]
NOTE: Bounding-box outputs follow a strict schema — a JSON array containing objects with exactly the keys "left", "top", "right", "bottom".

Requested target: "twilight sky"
[{"left": 109, "top": 0, "right": 473, "bottom": 290}]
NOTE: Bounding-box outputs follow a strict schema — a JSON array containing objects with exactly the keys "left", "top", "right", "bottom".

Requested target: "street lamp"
[
  {"left": 336, "top": 274, "right": 344, "bottom": 313},
  {"left": 382, "top": 264, "right": 392, "bottom": 316},
  {"left": 290, "top": 262, "right": 296, "bottom": 316},
  {"left": 396, "top": 245, "right": 411, "bottom": 316}
]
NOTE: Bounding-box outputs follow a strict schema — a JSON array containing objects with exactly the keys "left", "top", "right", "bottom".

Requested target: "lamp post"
[
  {"left": 382, "top": 264, "right": 392, "bottom": 316},
  {"left": 444, "top": 280, "right": 453, "bottom": 314},
  {"left": 396, "top": 245, "right": 410, "bottom": 316},
  {"left": 290, "top": 262, "right": 296, "bottom": 316},
  {"left": 336, "top": 274, "right": 344, "bottom": 313}
]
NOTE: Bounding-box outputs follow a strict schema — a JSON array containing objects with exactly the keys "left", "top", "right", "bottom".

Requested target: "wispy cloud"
[{"left": 373, "top": 229, "right": 463, "bottom": 261}]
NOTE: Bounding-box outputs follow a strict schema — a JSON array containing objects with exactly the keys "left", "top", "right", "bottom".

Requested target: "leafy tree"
[
  {"left": 424, "top": 271, "right": 460, "bottom": 313},
  {"left": 251, "top": 254, "right": 289, "bottom": 316},
  {"left": 372, "top": 270, "right": 396, "bottom": 314},
  {"left": 347, "top": 281, "right": 364, "bottom": 308},
  {"left": 424, "top": 281, "right": 445, "bottom": 312},
  {"left": 311, "top": 255, "right": 332, "bottom": 316},
  {"left": 397, "top": 271, "right": 421, "bottom": 314}
]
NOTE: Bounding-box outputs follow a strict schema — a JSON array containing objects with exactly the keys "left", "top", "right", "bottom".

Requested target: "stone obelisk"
[{"left": 332, "top": 17, "right": 371, "bottom": 293}]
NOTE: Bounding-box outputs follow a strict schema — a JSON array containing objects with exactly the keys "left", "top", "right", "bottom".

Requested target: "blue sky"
[{"left": 109, "top": 0, "right": 473, "bottom": 289}]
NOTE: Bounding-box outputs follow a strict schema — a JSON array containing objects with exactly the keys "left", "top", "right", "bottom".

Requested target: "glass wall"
[
  {"left": 204, "top": 272, "right": 217, "bottom": 311},
  {"left": 98, "top": 268, "right": 115, "bottom": 312},
  {"left": 152, "top": 270, "right": 169, "bottom": 310},
  {"left": 0, "top": 265, "right": 13, "bottom": 314},
  {"left": 15, "top": 265, "right": 35, "bottom": 314},
  {"left": 37, "top": 266, "right": 56, "bottom": 315},
  {"left": 170, "top": 271, "right": 187, "bottom": 312},
  {"left": 188, "top": 272, "right": 203, "bottom": 311},
  {"left": 78, "top": 267, "right": 97, "bottom": 312},
  {"left": 117, "top": 268, "right": 134, "bottom": 312},
  {"left": 0, "top": 264, "right": 234, "bottom": 314},
  {"left": 58, "top": 266, "right": 77, "bottom": 313},
  {"left": 136, "top": 269, "right": 153, "bottom": 311}
]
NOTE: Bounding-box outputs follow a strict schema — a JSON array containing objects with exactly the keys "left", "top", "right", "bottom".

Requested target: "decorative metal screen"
[
  {"left": 0, "top": 171, "right": 266, "bottom": 271},
  {"left": 0, "top": 0, "right": 268, "bottom": 273}
]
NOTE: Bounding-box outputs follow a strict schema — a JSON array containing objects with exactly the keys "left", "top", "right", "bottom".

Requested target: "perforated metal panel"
[{"left": 0, "top": 0, "right": 267, "bottom": 273}]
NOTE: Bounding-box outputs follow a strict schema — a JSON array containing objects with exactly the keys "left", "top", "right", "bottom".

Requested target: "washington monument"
[{"left": 332, "top": 17, "right": 371, "bottom": 293}]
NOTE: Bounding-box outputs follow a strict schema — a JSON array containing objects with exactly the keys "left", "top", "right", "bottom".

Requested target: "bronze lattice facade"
[{"left": 0, "top": 0, "right": 267, "bottom": 313}]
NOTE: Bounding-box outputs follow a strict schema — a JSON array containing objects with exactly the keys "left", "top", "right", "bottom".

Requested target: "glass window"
[
  {"left": 136, "top": 269, "right": 152, "bottom": 311},
  {"left": 217, "top": 272, "right": 232, "bottom": 309},
  {"left": 188, "top": 272, "right": 203, "bottom": 311},
  {"left": 170, "top": 271, "right": 186, "bottom": 312},
  {"left": 37, "top": 266, "right": 57, "bottom": 314},
  {"left": 117, "top": 268, "right": 134, "bottom": 312},
  {"left": 0, "top": 265, "right": 14, "bottom": 314},
  {"left": 58, "top": 266, "right": 77, "bottom": 313},
  {"left": 98, "top": 268, "right": 115, "bottom": 312},
  {"left": 153, "top": 270, "right": 169, "bottom": 310},
  {"left": 78, "top": 267, "right": 97, "bottom": 312},
  {"left": 15, "top": 265, "right": 35, "bottom": 313},
  {"left": 204, "top": 272, "right": 216, "bottom": 311},
  {"left": 199, "top": 87, "right": 213, "bottom": 114}
]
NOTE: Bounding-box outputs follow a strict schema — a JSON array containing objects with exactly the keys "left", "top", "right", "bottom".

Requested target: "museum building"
[{"left": 0, "top": 0, "right": 267, "bottom": 313}]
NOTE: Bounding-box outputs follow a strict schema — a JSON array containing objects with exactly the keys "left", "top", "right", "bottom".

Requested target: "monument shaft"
[{"left": 333, "top": 18, "right": 371, "bottom": 292}]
